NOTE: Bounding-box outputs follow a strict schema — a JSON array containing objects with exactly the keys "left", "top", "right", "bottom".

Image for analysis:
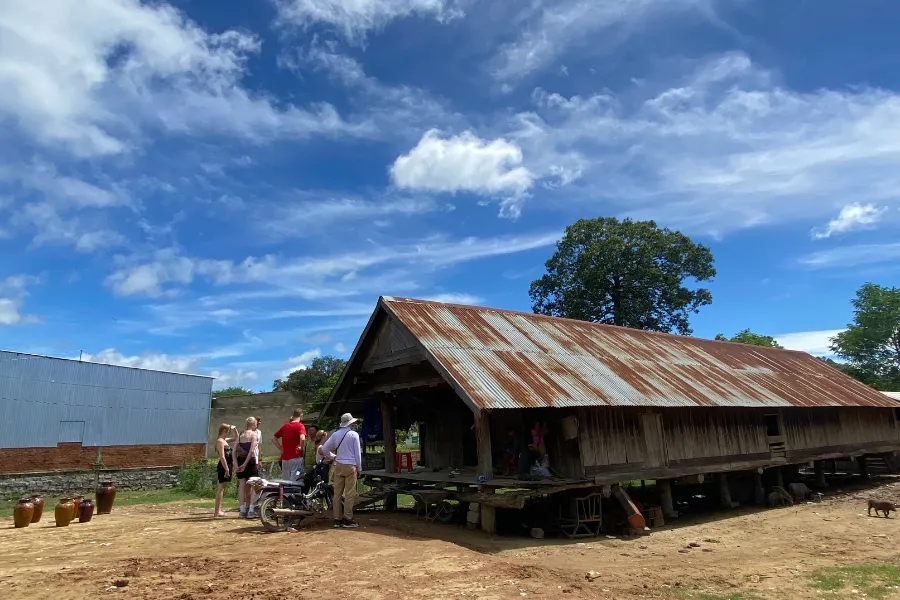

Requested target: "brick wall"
[{"left": 0, "top": 443, "right": 204, "bottom": 474}]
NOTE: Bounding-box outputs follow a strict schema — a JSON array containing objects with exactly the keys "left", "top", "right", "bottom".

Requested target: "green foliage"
[
  {"left": 212, "top": 386, "right": 252, "bottom": 399},
  {"left": 530, "top": 217, "right": 715, "bottom": 335},
  {"left": 307, "top": 371, "right": 344, "bottom": 430},
  {"left": 811, "top": 564, "right": 900, "bottom": 599},
  {"left": 273, "top": 356, "right": 347, "bottom": 401},
  {"left": 714, "top": 329, "right": 783, "bottom": 348},
  {"left": 830, "top": 283, "right": 900, "bottom": 391},
  {"left": 177, "top": 460, "right": 235, "bottom": 498}
]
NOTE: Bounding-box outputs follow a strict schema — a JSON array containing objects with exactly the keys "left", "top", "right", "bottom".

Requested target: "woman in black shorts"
[
  {"left": 214, "top": 423, "right": 237, "bottom": 517},
  {"left": 234, "top": 417, "right": 259, "bottom": 518}
]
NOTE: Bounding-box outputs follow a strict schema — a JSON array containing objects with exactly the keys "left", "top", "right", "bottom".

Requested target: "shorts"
[
  {"left": 236, "top": 461, "right": 259, "bottom": 480},
  {"left": 217, "top": 461, "right": 232, "bottom": 484}
]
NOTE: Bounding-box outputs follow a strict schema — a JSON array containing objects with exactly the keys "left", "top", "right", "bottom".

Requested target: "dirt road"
[{"left": 3, "top": 479, "right": 900, "bottom": 599}]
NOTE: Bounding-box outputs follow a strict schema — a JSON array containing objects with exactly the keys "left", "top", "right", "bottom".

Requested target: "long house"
[{"left": 325, "top": 297, "right": 900, "bottom": 532}]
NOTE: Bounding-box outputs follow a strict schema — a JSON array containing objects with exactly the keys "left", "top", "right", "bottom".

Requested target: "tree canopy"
[
  {"left": 714, "top": 329, "right": 783, "bottom": 348},
  {"left": 830, "top": 283, "right": 900, "bottom": 391},
  {"left": 212, "top": 386, "right": 253, "bottom": 399},
  {"left": 529, "top": 217, "right": 716, "bottom": 335},
  {"left": 273, "top": 356, "right": 347, "bottom": 401}
]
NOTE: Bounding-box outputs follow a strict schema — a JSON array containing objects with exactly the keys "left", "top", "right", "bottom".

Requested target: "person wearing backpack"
[{"left": 322, "top": 413, "right": 362, "bottom": 529}]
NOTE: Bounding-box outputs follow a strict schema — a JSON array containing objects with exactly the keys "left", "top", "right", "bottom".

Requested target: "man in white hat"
[{"left": 322, "top": 412, "right": 363, "bottom": 528}]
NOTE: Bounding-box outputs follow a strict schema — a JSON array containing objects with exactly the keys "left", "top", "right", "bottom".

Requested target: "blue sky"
[{"left": 2, "top": 0, "right": 899, "bottom": 390}]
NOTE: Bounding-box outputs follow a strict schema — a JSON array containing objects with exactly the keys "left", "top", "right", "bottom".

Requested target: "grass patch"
[{"left": 811, "top": 564, "right": 900, "bottom": 599}]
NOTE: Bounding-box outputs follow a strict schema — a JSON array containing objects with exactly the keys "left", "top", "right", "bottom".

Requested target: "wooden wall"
[
  {"left": 661, "top": 408, "right": 768, "bottom": 462},
  {"left": 421, "top": 394, "right": 465, "bottom": 469},
  {"left": 577, "top": 407, "right": 648, "bottom": 469},
  {"left": 783, "top": 407, "right": 898, "bottom": 455}
]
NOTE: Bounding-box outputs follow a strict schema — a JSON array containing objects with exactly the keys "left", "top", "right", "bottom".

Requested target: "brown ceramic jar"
[
  {"left": 96, "top": 481, "right": 117, "bottom": 514},
  {"left": 14, "top": 497, "right": 34, "bottom": 528},
  {"left": 72, "top": 495, "right": 84, "bottom": 519},
  {"left": 55, "top": 498, "right": 75, "bottom": 527},
  {"left": 30, "top": 495, "right": 45, "bottom": 523},
  {"left": 78, "top": 499, "right": 95, "bottom": 523}
]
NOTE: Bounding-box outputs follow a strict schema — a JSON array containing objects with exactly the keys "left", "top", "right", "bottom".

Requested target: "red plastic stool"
[{"left": 395, "top": 452, "right": 413, "bottom": 473}]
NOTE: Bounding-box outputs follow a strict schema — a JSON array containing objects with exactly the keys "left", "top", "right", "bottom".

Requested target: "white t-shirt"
[{"left": 253, "top": 429, "right": 262, "bottom": 462}]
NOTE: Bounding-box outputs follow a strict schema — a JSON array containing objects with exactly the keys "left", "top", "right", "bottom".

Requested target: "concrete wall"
[
  {"left": 0, "top": 443, "right": 203, "bottom": 474},
  {"left": 208, "top": 392, "right": 309, "bottom": 458}
]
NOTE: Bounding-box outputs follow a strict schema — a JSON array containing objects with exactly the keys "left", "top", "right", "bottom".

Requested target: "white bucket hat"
[{"left": 340, "top": 413, "right": 358, "bottom": 427}]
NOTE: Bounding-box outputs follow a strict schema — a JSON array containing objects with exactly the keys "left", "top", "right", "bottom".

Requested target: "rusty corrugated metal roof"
[{"left": 380, "top": 297, "right": 896, "bottom": 410}]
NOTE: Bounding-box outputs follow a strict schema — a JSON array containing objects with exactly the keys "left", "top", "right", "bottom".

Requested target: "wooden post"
[
  {"left": 773, "top": 467, "right": 784, "bottom": 489},
  {"left": 381, "top": 397, "right": 397, "bottom": 511},
  {"left": 858, "top": 456, "right": 870, "bottom": 480},
  {"left": 475, "top": 410, "right": 493, "bottom": 481},
  {"left": 814, "top": 460, "right": 827, "bottom": 488},
  {"left": 480, "top": 488, "right": 497, "bottom": 534},
  {"left": 659, "top": 479, "right": 677, "bottom": 518},
  {"left": 718, "top": 473, "right": 732, "bottom": 508},
  {"left": 753, "top": 471, "right": 765, "bottom": 505}
]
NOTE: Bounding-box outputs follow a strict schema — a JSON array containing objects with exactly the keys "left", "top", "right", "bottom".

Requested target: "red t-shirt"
[{"left": 273, "top": 421, "right": 307, "bottom": 461}]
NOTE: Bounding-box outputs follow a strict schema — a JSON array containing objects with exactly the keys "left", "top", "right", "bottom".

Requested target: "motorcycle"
[{"left": 249, "top": 463, "right": 333, "bottom": 532}]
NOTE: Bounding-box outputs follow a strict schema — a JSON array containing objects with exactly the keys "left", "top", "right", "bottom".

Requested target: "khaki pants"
[{"left": 332, "top": 462, "right": 358, "bottom": 520}]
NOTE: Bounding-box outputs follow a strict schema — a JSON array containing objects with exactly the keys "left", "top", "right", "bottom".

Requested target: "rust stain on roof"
[{"left": 380, "top": 296, "right": 895, "bottom": 410}]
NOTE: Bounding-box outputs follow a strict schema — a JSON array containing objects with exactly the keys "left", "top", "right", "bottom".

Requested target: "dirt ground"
[{"left": 4, "top": 478, "right": 900, "bottom": 600}]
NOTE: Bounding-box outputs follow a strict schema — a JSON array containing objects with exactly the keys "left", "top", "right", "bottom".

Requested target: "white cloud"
[
  {"left": 390, "top": 130, "right": 535, "bottom": 217},
  {"left": 798, "top": 243, "right": 900, "bottom": 270},
  {"left": 775, "top": 330, "right": 844, "bottom": 357},
  {"left": 84, "top": 348, "right": 201, "bottom": 373},
  {"left": 491, "top": 0, "right": 714, "bottom": 85},
  {"left": 209, "top": 369, "right": 260, "bottom": 390},
  {"left": 0, "top": 275, "right": 41, "bottom": 326},
  {"left": 504, "top": 52, "right": 900, "bottom": 234},
  {"left": 104, "top": 231, "right": 559, "bottom": 298},
  {"left": 423, "top": 292, "right": 484, "bottom": 305},
  {"left": 273, "top": 0, "right": 465, "bottom": 42},
  {"left": 334, "top": 342, "right": 348, "bottom": 353},
  {"left": 811, "top": 203, "right": 888, "bottom": 239},
  {"left": 0, "top": 0, "right": 365, "bottom": 158},
  {"left": 282, "top": 348, "right": 322, "bottom": 377}
]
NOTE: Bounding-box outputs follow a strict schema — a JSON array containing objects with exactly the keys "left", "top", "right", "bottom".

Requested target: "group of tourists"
[{"left": 213, "top": 409, "right": 363, "bottom": 529}]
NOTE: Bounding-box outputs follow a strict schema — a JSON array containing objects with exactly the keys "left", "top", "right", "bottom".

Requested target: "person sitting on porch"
[
  {"left": 501, "top": 428, "right": 520, "bottom": 475},
  {"left": 531, "top": 421, "right": 549, "bottom": 456}
]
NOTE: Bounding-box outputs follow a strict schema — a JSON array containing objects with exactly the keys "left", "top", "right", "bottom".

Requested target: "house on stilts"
[{"left": 323, "top": 297, "right": 900, "bottom": 535}]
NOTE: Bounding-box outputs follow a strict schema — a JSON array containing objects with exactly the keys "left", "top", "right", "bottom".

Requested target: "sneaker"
[
  {"left": 247, "top": 510, "right": 257, "bottom": 519},
  {"left": 238, "top": 510, "right": 248, "bottom": 519},
  {"left": 341, "top": 518, "right": 359, "bottom": 528},
  {"left": 333, "top": 519, "right": 342, "bottom": 528}
]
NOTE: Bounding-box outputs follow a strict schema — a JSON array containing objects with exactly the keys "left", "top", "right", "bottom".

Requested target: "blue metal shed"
[{"left": 0, "top": 351, "right": 213, "bottom": 448}]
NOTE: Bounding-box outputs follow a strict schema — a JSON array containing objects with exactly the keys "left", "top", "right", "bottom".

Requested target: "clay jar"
[
  {"left": 78, "top": 499, "right": 95, "bottom": 523},
  {"left": 96, "top": 481, "right": 117, "bottom": 515},
  {"left": 30, "top": 495, "right": 45, "bottom": 523},
  {"left": 13, "top": 497, "right": 34, "bottom": 528},
  {"left": 72, "top": 495, "right": 84, "bottom": 520},
  {"left": 55, "top": 498, "right": 75, "bottom": 527}
]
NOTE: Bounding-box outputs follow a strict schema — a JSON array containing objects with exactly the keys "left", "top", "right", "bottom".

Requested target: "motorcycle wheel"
[{"left": 259, "top": 496, "right": 289, "bottom": 532}]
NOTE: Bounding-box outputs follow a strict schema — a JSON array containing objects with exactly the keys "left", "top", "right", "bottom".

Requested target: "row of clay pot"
[{"left": 13, "top": 481, "right": 117, "bottom": 528}]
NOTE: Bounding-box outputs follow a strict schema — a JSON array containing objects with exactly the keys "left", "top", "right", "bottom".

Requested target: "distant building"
[
  {"left": 0, "top": 350, "right": 212, "bottom": 474},
  {"left": 207, "top": 391, "right": 310, "bottom": 458}
]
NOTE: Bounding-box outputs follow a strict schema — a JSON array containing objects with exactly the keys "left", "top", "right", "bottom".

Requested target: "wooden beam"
[
  {"left": 480, "top": 487, "right": 496, "bottom": 534},
  {"left": 366, "top": 377, "right": 446, "bottom": 395},
  {"left": 658, "top": 479, "right": 676, "bottom": 518},
  {"left": 382, "top": 397, "right": 396, "bottom": 474},
  {"left": 475, "top": 410, "right": 493, "bottom": 481},
  {"left": 362, "top": 348, "right": 425, "bottom": 373}
]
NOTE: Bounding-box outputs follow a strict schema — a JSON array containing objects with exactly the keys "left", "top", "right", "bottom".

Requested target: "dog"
[
  {"left": 868, "top": 499, "right": 896, "bottom": 518},
  {"left": 768, "top": 486, "right": 794, "bottom": 508}
]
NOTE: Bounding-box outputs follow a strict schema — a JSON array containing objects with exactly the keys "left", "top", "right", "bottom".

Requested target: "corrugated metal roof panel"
[
  {"left": 382, "top": 297, "right": 896, "bottom": 410},
  {"left": 0, "top": 351, "right": 212, "bottom": 448}
]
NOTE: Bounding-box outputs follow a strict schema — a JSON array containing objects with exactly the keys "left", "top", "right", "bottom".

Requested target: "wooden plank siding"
[
  {"left": 661, "top": 408, "right": 768, "bottom": 462},
  {"left": 783, "top": 407, "right": 899, "bottom": 455}
]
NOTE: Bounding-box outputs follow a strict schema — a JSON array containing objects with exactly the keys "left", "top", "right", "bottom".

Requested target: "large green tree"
[
  {"left": 715, "top": 329, "right": 783, "bottom": 348},
  {"left": 830, "top": 283, "right": 900, "bottom": 391},
  {"left": 530, "top": 217, "right": 716, "bottom": 335},
  {"left": 273, "top": 356, "right": 347, "bottom": 401},
  {"left": 212, "top": 386, "right": 253, "bottom": 399}
]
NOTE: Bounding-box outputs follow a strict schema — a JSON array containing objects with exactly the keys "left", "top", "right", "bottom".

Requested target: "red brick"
[{"left": 0, "top": 443, "right": 204, "bottom": 474}]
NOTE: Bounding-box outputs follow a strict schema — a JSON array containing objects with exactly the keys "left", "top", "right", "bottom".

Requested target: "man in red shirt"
[{"left": 273, "top": 409, "right": 307, "bottom": 481}]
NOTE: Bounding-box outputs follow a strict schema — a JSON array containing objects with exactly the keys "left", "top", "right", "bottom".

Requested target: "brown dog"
[{"left": 867, "top": 499, "right": 896, "bottom": 517}]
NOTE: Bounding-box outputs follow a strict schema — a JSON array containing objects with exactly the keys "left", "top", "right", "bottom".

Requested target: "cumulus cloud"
[
  {"left": 0, "top": 275, "right": 41, "bottom": 326},
  {"left": 273, "top": 0, "right": 465, "bottom": 42},
  {"left": 84, "top": 348, "right": 201, "bottom": 373},
  {"left": 811, "top": 203, "right": 888, "bottom": 239},
  {"left": 775, "top": 330, "right": 844, "bottom": 357},
  {"left": 282, "top": 348, "right": 322, "bottom": 377},
  {"left": 390, "top": 130, "right": 535, "bottom": 217},
  {"left": 505, "top": 52, "right": 900, "bottom": 234},
  {"left": 0, "top": 0, "right": 365, "bottom": 158}
]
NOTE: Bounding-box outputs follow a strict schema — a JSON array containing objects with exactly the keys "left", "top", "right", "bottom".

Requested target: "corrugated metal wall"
[{"left": 0, "top": 351, "right": 212, "bottom": 448}]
